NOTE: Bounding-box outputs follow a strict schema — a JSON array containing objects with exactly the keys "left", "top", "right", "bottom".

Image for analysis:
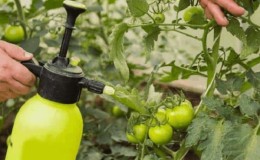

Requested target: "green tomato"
[
  {"left": 4, "top": 25, "right": 25, "bottom": 43},
  {"left": 166, "top": 100, "right": 194, "bottom": 129},
  {"left": 112, "top": 105, "right": 125, "bottom": 117},
  {"left": 183, "top": 6, "right": 204, "bottom": 23},
  {"left": 150, "top": 108, "right": 168, "bottom": 126},
  {"left": 148, "top": 124, "right": 173, "bottom": 145},
  {"left": 126, "top": 124, "right": 148, "bottom": 144},
  {"left": 155, "top": 108, "right": 168, "bottom": 123},
  {"left": 153, "top": 13, "right": 165, "bottom": 23}
]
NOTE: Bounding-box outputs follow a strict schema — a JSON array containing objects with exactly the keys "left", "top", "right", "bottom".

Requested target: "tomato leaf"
[
  {"left": 160, "top": 62, "right": 203, "bottom": 82},
  {"left": 226, "top": 18, "right": 246, "bottom": 43},
  {"left": 109, "top": 23, "right": 129, "bottom": 82},
  {"left": 142, "top": 25, "right": 160, "bottom": 60},
  {"left": 216, "top": 74, "right": 245, "bottom": 95},
  {"left": 44, "top": 0, "right": 63, "bottom": 10},
  {"left": 246, "top": 70, "right": 260, "bottom": 90},
  {"left": 237, "top": 94, "right": 260, "bottom": 117},
  {"left": 20, "top": 37, "right": 40, "bottom": 53},
  {"left": 126, "top": 0, "right": 149, "bottom": 17},
  {"left": 175, "top": 0, "right": 191, "bottom": 11},
  {"left": 198, "top": 120, "right": 232, "bottom": 160},
  {"left": 240, "top": 26, "right": 260, "bottom": 58},
  {"left": 110, "top": 145, "right": 137, "bottom": 157},
  {"left": 109, "top": 85, "right": 147, "bottom": 114},
  {"left": 28, "top": 0, "right": 43, "bottom": 14},
  {"left": 185, "top": 112, "right": 210, "bottom": 147},
  {"left": 223, "top": 124, "right": 260, "bottom": 160}
]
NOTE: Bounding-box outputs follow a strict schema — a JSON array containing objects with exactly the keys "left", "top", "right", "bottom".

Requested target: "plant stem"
[
  {"left": 14, "top": 0, "right": 27, "bottom": 39},
  {"left": 161, "top": 145, "right": 175, "bottom": 157},
  {"left": 240, "top": 16, "right": 260, "bottom": 28},
  {"left": 160, "top": 28, "right": 202, "bottom": 41}
]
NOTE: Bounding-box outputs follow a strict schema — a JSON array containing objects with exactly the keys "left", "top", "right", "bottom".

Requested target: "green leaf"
[
  {"left": 237, "top": 0, "right": 259, "bottom": 15},
  {"left": 28, "top": 0, "right": 43, "bottom": 14},
  {"left": 110, "top": 145, "right": 137, "bottom": 157},
  {"left": 110, "top": 85, "right": 147, "bottom": 114},
  {"left": 142, "top": 25, "right": 160, "bottom": 60},
  {"left": 85, "top": 107, "right": 110, "bottom": 119},
  {"left": 0, "top": 11, "right": 9, "bottom": 24},
  {"left": 223, "top": 124, "right": 260, "bottom": 160},
  {"left": 109, "top": 23, "right": 129, "bottom": 82},
  {"left": 237, "top": 94, "right": 260, "bottom": 117},
  {"left": 20, "top": 37, "right": 40, "bottom": 53},
  {"left": 160, "top": 62, "right": 202, "bottom": 82},
  {"left": 216, "top": 74, "right": 245, "bottom": 95},
  {"left": 126, "top": 0, "right": 149, "bottom": 17},
  {"left": 226, "top": 18, "right": 246, "bottom": 43},
  {"left": 199, "top": 120, "right": 232, "bottom": 160},
  {"left": 44, "top": 0, "right": 63, "bottom": 10},
  {"left": 241, "top": 26, "right": 260, "bottom": 58},
  {"left": 224, "top": 48, "right": 240, "bottom": 67},
  {"left": 185, "top": 113, "right": 210, "bottom": 147},
  {"left": 246, "top": 70, "right": 260, "bottom": 90},
  {"left": 202, "top": 97, "right": 238, "bottom": 121},
  {"left": 175, "top": 0, "right": 191, "bottom": 11}
]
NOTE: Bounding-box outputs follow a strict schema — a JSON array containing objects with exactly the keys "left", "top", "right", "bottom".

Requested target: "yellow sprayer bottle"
[{"left": 5, "top": 1, "right": 114, "bottom": 160}]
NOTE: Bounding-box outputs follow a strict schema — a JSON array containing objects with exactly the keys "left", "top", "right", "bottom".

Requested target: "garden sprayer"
[{"left": 5, "top": 1, "right": 114, "bottom": 160}]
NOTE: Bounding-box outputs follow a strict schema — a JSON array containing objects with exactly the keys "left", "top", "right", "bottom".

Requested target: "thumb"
[{"left": 0, "top": 40, "right": 33, "bottom": 61}]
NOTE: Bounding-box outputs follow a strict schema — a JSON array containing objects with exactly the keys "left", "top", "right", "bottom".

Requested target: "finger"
[
  {"left": 204, "top": 7, "right": 214, "bottom": 19},
  {"left": 214, "top": 0, "right": 245, "bottom": 16},
  {"left": 11, "top": 63, "right": 36, "bottom": 87},
  {"left": 7, "top": 78, "right": 31, "bottom": 95},
  {"left": 0, "top": 50, "right": 36, "bottom": 87},
  {"left": 199, "top": 0, "right": 208, "bottom": 8},
  {"left": 0, "top": 40, "right": 33, "bottom": 61},
  {"left": 207, "top": 2, "right": 229, "bottom": 26}
]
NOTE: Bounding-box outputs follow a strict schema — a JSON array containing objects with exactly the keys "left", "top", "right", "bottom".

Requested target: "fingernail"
[{"left": 24, "top": 52, "right": 33, "bottom": 58}]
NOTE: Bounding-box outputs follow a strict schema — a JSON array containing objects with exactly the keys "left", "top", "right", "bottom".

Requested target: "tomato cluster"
[{"left": 126, "top": 100, "right": 194, "bottom": 145}]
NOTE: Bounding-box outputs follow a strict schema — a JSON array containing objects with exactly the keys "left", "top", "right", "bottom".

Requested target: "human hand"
[
  {"left": 200, "top": 0, "right": 245, "bottom": 26},
  {"left": 0, "top": 40, "right": 36, "bottom": 102}
]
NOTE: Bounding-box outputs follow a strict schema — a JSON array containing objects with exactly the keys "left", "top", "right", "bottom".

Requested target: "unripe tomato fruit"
[
  {"left": 112, "top": 105, "right": 125, "bottom": 117},
  {"left": 4, "top": 25, "right": 25, "bottom": 43},
  {"left": 183, "top": 6, "right": 204, "bottom": 23},
  {"left": 155, "top": 108, "right": 167, "bottom": 122},
  {"left": 153, "top": 13, "right": 165, "bottom": 23},
  {"left": 126, "top": 124, "right": 148, "bottom": 144},
  {"left": 150, "top": 108, "right": 168, "bottom": 126},
  {"left": 148, "top": 124, "right": 173, "bottom": 145},
  {"left": 166, "top": 100, "right": 194, "bottom": 129}
]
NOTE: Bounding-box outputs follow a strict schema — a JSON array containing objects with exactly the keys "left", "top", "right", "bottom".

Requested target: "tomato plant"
[{"left": 0, "top": 0, "right": 260, "bottom": 160}]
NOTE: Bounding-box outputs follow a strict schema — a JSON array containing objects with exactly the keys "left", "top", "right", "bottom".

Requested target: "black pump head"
[{"left": 22, "top": 1, "right": 107, "bottom": 104}]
